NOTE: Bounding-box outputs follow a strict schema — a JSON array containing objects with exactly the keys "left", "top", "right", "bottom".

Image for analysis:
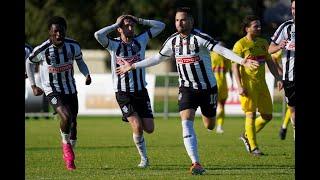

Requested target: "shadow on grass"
[{"left": 26, "top": 145, "right": 135, "bottom": 151}]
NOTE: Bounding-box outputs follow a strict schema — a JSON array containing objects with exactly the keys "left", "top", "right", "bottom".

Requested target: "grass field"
[{"left": 26, "top": 116, "right": 294, "bottom": 179}]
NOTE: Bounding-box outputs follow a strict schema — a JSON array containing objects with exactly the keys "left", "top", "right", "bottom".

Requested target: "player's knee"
[
  {"left": 144, "top": 126, "right": 154, "bottom": 134},
  {"left": 261, "top": 114, "right": 272, "bottom": 121}
]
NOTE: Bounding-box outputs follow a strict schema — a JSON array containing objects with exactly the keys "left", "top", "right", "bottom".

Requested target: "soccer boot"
[
  {"left": 239, "top": 133, "right": 251, "bottom": 152},
  {"left": 251, "top": 148, "right": 265, "bottom": 156},
  {"left": 279, "top": 127, "right": 287, "bottom": 140},
  {"left": 190, "top": 162, "right": 206, "bottom": 175},
  {"left": 62, "top": 143, "right": 76, "bottom": 170},
  {"left": 138, "top": 158, "right": 149, "bottom": 168}
]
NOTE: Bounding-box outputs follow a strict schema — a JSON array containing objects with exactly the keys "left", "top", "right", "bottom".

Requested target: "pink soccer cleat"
[{"left": 62, "top": 143, "right": 76, "bottom": 170}]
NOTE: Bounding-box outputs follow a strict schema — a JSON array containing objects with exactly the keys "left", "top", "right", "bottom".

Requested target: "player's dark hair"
[
  {"left": 176, "top": 7, "right": 193, "bottom": 18},
  {"left": 241, "top": 15, "right": 260, "bottom": 34},
  {"left": 48, "top": 16, "right": 67, "bottom": 30},
  {"left": 291, "top": 0, "right": 295, "bottom": 3}
]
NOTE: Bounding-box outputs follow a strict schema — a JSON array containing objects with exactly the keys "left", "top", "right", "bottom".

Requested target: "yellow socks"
[
  {"left": 282, "top": 109, "right": 291, "bottom": 129},
  {"left": 245, "top": 117, "right": 257, "bottom": 150},
  {"left": 255, "top": 116, "right": 270, "bottom": 133}
]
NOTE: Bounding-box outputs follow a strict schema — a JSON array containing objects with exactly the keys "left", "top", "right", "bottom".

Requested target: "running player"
[
  {"left": 94, "top": 14, "right": 165, "bottom": 168},
  {"left": 271, "top": 50, "right": 291, "bottom": 140},
  {"left": 210, "top": 41, "right": 231, "bottom": 133},
  {"left": 269, "top": 0, "right": 295, "bottom": 140},
  {"left": 26, "top": 16, "right": 92, "bottom": 170},
  {"left": 116, "top": 7, "right": 259, "bottom": 174}
]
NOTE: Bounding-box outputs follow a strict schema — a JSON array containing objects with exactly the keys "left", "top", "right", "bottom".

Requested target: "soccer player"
[
  {"left": 271, "top": 50, "right": 292, "bottom": 140},
  {"left": 26, "top": 16, "right": 92, "bottom": 170},
  {"left": 232, "top": 15, "right": 282, "bottom": 156},
  {"left": 210, "top": 41, "right": 231, "bottom": 133},
  {"left": 25, "top": 43, "right": 33, "bottom": 78},
  {"left": 116, "top": 7, "right": 259, "bottom": 174},
  {"left": 94, "top": 14, "right": 165, "bottom": 168},
  {"left": 269, "top": 0, "right": 295, "bottom": 140}
]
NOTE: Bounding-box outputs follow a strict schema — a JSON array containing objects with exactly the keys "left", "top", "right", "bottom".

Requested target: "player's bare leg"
[
  {"left": 56, "top": 106, "right": 75, "bottom": 170},
  {"left": 288, "top": 106, "right": 295, "bottom": 140}
]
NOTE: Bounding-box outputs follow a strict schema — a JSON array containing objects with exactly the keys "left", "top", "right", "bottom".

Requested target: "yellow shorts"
[
  {"left": 215, "top": 73, "right": 228, "bottom": 101},
  {"left": 239, "top": 81, "right": 272, "bottom": 114}
]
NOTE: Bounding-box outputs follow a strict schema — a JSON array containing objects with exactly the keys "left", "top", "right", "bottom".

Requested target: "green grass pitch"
[{"left": 26, "top": 116, "right": 294, "bottom": 179}]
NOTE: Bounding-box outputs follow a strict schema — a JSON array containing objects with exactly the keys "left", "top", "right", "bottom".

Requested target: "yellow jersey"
[
  {"left": 210, "top": 51, "right": 231, "bottom": 101},
  {"left": 271, "top": 50, "right": 282, "bottom": 63},
  {"left": 232, "top": 36, "right": 271, "bottom": 82}
]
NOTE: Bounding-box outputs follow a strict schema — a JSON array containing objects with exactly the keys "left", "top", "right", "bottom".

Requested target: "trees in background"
[{"left": 26, "top": 0, "right": 284, "bottom": 49}]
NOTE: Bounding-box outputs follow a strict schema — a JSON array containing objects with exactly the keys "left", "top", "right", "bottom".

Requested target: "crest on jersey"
[
  {"left": 51, "top": 97, "right": 57, "bottom": 105},
  {"left": 189, "top": 44, "right": 195, "bottom": 51},
  {"left": 175, "top": 47, "right": 180, "bottom": 54},
  {"left": 122, "top": 105, "right": 128, "bottom": 113}
]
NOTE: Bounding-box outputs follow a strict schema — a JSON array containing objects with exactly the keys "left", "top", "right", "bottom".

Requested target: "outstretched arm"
[
  {"left": 75, "top": 58, "right": 91, "bottom": 85},
  {"left": 213, "top": 44, "right": 259, "bottom": 69},
  {"left": 116, "top": 53, "right": 169, "bottom": 75}
]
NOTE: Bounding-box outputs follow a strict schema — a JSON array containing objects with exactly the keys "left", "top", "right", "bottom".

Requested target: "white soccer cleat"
[
  {"left": 216, "top": 126, "right": 224, "bottom": 134},
  {"left": 138, "top": 158, "right": 149, "bottom": 168}
]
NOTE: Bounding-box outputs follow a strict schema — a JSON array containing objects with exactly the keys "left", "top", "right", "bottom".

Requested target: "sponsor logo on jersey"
[
  {"left": 176, "top": 56, "right": 200, "bottom": 64},
  {"left": 116, "top": 54, "right": 140, "bottom": 65},
  {"left": 246, "top": 55, "right": 266, "bottom": 64},
  {"left": 48, "top": 63, "right": 73, "bottom": 73}
]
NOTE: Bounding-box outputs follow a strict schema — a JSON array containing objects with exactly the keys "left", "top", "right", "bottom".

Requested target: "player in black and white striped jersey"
[
  {"left": 94, "top": 14, "right": 165, "bottom": 168},
  {"left": 25, "top": 43, "right": 33, "bottom": 78},
  {"left": 26, "top": 16, "right": 92, "bottom": 170},
  {"left": 269, "top": 0, "right": 295, "bottom": 139},
  {"left": 116, "top": 7, "right": 259, "bottom": 175}
]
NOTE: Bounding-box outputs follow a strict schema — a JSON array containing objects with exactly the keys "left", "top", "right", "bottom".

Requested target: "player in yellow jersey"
[
  {"left": 232, "top": 15, "right": 282, "bottom": 156},
  {"left": 210, "top": 41, "right": 231, "bottom": 134},
  {"left": 271, "top": 50, "right": 291, "bottom": 140}
]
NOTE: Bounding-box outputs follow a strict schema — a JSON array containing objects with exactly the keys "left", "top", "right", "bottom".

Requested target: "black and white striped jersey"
[
  {"left": 271, "top": 19, "right": 295, "bottom": 82},
  {"left": 25, "top": 43, "right": 33, "bottom": 61},
  {"left": 27, "top": 38, "right": 83, "bottom": 95},
  {"left": 159, "top": 29, "right": 218, "bottom": 90},
  {"left": 95, "top": 19, "right": 165, "bottom": 92}
]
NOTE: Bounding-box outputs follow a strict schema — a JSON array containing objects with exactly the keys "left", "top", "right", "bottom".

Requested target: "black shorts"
[
  {"left": 115, "top": 88, "right": 154, "bottom": 122},
  {"left": 46, "top": 92, "right": 79, "bottom": 116},
  {"left": 283, "top": 80, "right": 295, "bottom": 107},
  {"left": 178, "top": 86, "right": 218, "bottom": 117}
]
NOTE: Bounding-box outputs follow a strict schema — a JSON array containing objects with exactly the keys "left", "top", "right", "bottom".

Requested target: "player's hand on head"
[
  {"left": 85, "top": 74, "right": 91, "bottom": 85},
  {"left": 126, "top": 15, "right": 139, "bottom": 23},
  {"left": 31, "top": 85, "right": 44, "bottom": 96},
  {"left": 116, "top": 15, "right": 127, "bottom": 26},
  {"left": 116, "top": 60, "right": 132, "bottom": 75}
]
